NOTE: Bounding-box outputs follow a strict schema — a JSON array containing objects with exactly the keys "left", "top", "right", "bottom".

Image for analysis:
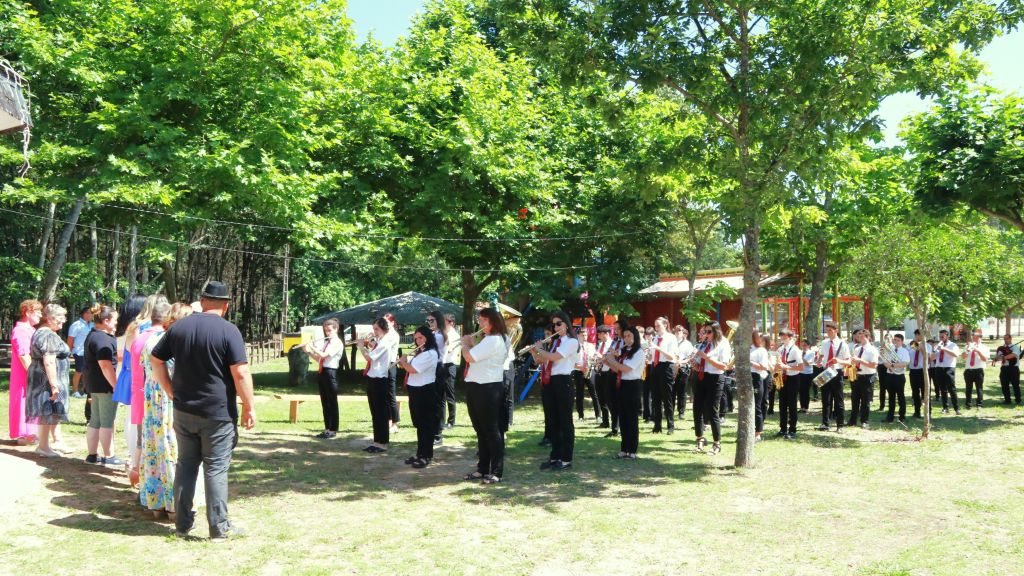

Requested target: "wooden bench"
[{"left": 272, "top": 394, "right": 408, "bottom": 424}]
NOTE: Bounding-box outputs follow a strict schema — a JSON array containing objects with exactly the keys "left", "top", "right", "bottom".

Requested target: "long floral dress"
[
  {"left": 140, "top": 329, "right": 174, "bottom": 512},
  {"left": 26, "top": 327, "right": 71, "bottom": 425}
]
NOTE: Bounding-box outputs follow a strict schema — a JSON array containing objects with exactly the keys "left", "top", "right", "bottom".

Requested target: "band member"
[
  {"left": 750, "top": 331, "right": 771, "bottom": 443},
  {"left": 816, "top": 321, "right": 851, "bottom": 432},
  {"left": 605, "top": 319, "right": 631, "bottom": 437},
  {"left": 760, "top": 334, "right": 776, "bottom": 421},
  {"left": 442, "top": 313, "right": 461, "bottom": 428},
  {"left": 427, "top": 311, "right": 448, "bottom": 444},
  {"left": 692, "top": 321, "right": 732, "bottom": 455},
  {"left": 648, "top": 317, "right": 678, "bottom": 434},
  {"left": 930, "top": 329, "right": 961, "bottom": 415},
  {"left": 601, "top": 326, "right": 645, "bottom": 459},
  {"left": 845, "top": 329, "right": 879, "bottom": 428},
  {"left": 877, "top": 345, "right": 889, "bottom": 412},
  {"left": 398, "top": 326, "right": 440, "bottom": 468},
  {"left": 573, "top": 330, "right": 600, "bottom": 421},
  {"left": 302, "top": 318, "right": 345, "bottom": 439},
  {"left": 501, "top": 309, "right": 523, "bottom": 434},
  {"left": 674, "top": 326, "right": 695, "bottom": 419},
  {"left": 593, "top": 325, "right": 615, "bottom": 429},
  {"left": 927, "top": 338, "right": 940, "bottom": 404},
  {"left": 908, "top": 330, "right": 927, "bottom": 418},
  {"left": 537, "top": 325, "right": 555, "bottom": 448},
  {"left": 765, "top": 335, "right": 777, "bottom": 416},
  {"left": 776, "top": 329, "right": 803, "bottom": 439},
  {"left": 798, "top": 339, "right": 815, "bottom": 413},
  {"left": 357, "top": 318, "right": 394, "bottom": 453},
  {"left": 380, "top": 313, "right": 402, "bottom": 430},
  {"left": 462, "top": 307, "right": 510, "bottom": 484},
  {"left": 961, "top": 329, "right": 989, "bottom": 409},
  {"left": 994, "top": 334, "right": 1021, "bottom": 405},
  {"left": 882, "top": 334, "right": 910, "bottom": 423},
  {"left": 532, "top": 312, "right": 580, "bottom": 471},
  {"left": 642, "top": 326, "right": 655, "bottom": 422}
]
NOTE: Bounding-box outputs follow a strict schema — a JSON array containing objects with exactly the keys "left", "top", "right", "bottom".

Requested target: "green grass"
[{"left": 1, "top": 361, "right": 1023, "bottom": 575}]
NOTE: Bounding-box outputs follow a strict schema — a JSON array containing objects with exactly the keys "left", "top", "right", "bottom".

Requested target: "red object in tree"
[{"left": 518, "top": 207, "right": 528, "bottom": 220}]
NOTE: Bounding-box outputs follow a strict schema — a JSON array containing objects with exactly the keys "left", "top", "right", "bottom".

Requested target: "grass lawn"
[{"left": 1, "top": 360, "right": 1023, "bottom": 575}]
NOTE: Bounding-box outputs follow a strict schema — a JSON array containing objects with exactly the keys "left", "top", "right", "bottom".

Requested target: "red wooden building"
[{"left": 631, "top": 268, "right": 871, "bottom": 339}]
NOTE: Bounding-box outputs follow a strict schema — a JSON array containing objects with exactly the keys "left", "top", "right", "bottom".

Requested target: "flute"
[{"left": 517, "top": 332, "right": 557, "bottom": 357}]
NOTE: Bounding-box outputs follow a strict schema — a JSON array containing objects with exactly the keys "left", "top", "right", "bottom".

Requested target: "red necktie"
[
  {"left": 856, "top": 346, "right": 864, "bottom": 373},
  {"left": 542, "top": 338, "right": 561, "bottom": 386},
  {"left": 698, "top": 343, "right": 707, "bottom": 380},
  {"left": 653, "top": 336, "right": 661, "bottom": 364},
  {"left": 318, "top": 340, "right": 329, "bottom": 374},
  {"left": 939, "top": 346, "right": 945, "bottom": 363},
  {"left": 914, "top": 349, "right": 920, "bottom": 368},
  {"left": 827, "top": 340, "right": 835, "bottom": 365},
  {"left": 970, "top": 347, "right": 975, "bottom": 367}
]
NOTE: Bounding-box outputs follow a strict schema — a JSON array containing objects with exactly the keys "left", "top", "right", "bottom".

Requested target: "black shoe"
[
  {"left": 551, "top": 460, "right": 573, "bottom": 471},
  {"left": 365, "top": 445, "right": 386, "bottom": 453},
  {"left": 912, "top": 413, "right": 922, "bottom": 418},
  {"left": 954, "top": 410, "right": 962, "bottom": 416},
  {"left": 540, "top": 460, "right": 557, "bottom": 470},
  {"left": 651, "top": 428, "right": 662, "bottom": 434},
  {"left": 315, "top": 431, "right": 331, "bottom": 439},
  {"left": 433, "top": 437, "right": 443, "bottom": 446},
  {"left": 404, "top": 456, "right": 419, "bottom": 465},
  {"left": 598, "top": 421, "right": 609, "bottom": 428},
  {"left": 411, "top": 458, "right": 430, "bottom": 469},
  {"left": 898, "top": 417, "right": 906, "bottom": 423},
  {"left": 538, "top": 438, "right": 551, "bottom": 447},
  {"left": 210, "top": 525, "right": 246, "bottom": 542},
  {"left": 603, "top": 431, "right": 619, "bottom": 438},
  {"left": 786, "top": 433, "right": 796, "bottom": 440},
  {"left": 846, "top": 420, "right": 858, "bottom": 427},
  {"left": 666, "top": 428, "right": 675, "bottom": 435},
  {"left": 965, "top": 403, "right": 972, "bottom": 409},
  {"left": 85, "top": 454, "right": 99, "bottom": 464},
  {"left": 775, "top": 431, "right": 787, "bottom": 437}
]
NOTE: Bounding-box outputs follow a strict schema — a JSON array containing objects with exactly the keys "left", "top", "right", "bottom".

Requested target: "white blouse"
[
  {"left": 703, "top": 339, "right": 732, "bottom": 375},
  {"left": 619, "top": 349, "right": 646, "bottom": 381},
  {"left": 750, "top": 346, "right": 770, "bottom": 380},
  {"left": 306, "top": 335, "right": 344, "bottom": 370},
  {"left": 365, "top": 339, "right": 394, "bottom": 378},
  {"left": 432, "top": 331, "right": 445, "bottom": 364},
  {"left": 406, "top": 349, "right": 439, "bottom": 387},
  {"left": 548, "top": 335, "right": 580, "bottom": 376},
  {"left": 466, "top": 335, "right": 509, "bottom": 384}
]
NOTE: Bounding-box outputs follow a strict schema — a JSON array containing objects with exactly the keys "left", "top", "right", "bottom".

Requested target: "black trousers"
[
  {"left": 443, "top": 362, "right": 457, "bottom": 425},
  {"left": 674, "top": 367, "right": 690, "bottom": 417},
  {"left": 820, "top": 375, "right": 845, "bottom": 427},
  {"left": 752, "top": 373, "right": 766, "bottom": 433},
  {"left": 367, "top": 377, "right": 391, "bottom": 444},
  {"left": 466, "top": 381, "right": 504, "bottom": 478},
  {"left": 642, "top": 367, "right": 653, "bottom": 421},
  {"left": 934, "top": 367, "right": 960, "bottom": 411},
  {"left": 501, "top": 366, "right": 515, "bottom": 432},
  {"left": 541, "top": 378, "right": 555, "bottom": 441},
  {"left": 597, "top": 371, "right": 619, "bottom": 432},
  {"left": 798, "top": 373, "right": 812, "bottom": 410},
  {"left": 573, "top": 370, "right": 600, "bottom": 420},
  {"left": 877, "top": 365, "right": 888, "bottom": 410},
  {"left": 693, "top": 373, "right": 724, "bottom": 442},
  {"left": 849, "top": 374, "right": 876, "bottom": 425},
  {"left": 317, "top": 368, "right": 340, "bottom": 432},
  {"left": 547, "top": 375, "right": 575, "bottom": 463},
  {"left": 766, "top": 381, "right": 777, "bottom": 414},
  {"left": 651, "top": 362, "right": 675, "bottom": 431},
  {"left": 886, "top": 373, "right": 907, "bottom": 420},
  {"left": 721, "top": 379, "right": 734, "bottom": 413},
  {"left": 909, "top": 369, "right": 924, "bottom": 416},
  {"left": 618, "top": 379, "right": 642, "bottom": 453},
  {"left": 1000, "top": 365, "right": 1021, "bottom": 403},
  {"left": 811, "top": 367, "right": 822, "bottom": 400},
  {"left": 387, "top": 365, "right": 400, "bottom": 423},
  {"left": 409, "top": 383, "right": 438, "bottom": 460},
  {"left": 779, "top": 374, "right": 799, "bottom": 434},
  {"left": 963, "top": 367, "right": 984, "bottom": 406},
  {"left": 930, "top": 368, "right": 941, "bottom": 402}
]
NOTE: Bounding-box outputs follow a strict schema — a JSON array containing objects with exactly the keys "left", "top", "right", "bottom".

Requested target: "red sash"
[{"left": 542, "top": 338, "right": 561, "bottom": 386}]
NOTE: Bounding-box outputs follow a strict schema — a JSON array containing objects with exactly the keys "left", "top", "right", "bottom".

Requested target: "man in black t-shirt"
[{"left": 151, "top": 281, "right": 256, "bottom": 541}]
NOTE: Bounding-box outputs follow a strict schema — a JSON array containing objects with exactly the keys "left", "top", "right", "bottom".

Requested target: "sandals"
[
  {"left": 696, "top": 437, "right": 707, "bottom": 453},
  {"left": 614, "top": 451, "right": 628, "bottom": 459},
  {"left": 364, "top": 445, "right": 386, "bottom": 454},
  {"left": 463, "top": 471, "right": 484, "bottom": 481},
  {"left": 411, "top": 458, "right": 431, "bottom": 469},
  {"left": 404, "top": 456, "right": 419, "bottom": 465},
  {"left": 481, "top": 475, "right": 501, "bottom": 485},
  {"left": 710, "top": 442, "right": 721, "bottom": 456}
]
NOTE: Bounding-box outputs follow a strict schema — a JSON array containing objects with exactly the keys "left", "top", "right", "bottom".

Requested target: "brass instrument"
[
  {"left": 910, "top": 341, "right": 920, "bottom": 351},
  {"left": 517, "top": 332, "right": 557, "bottom": 357},
  {"left": 879, "top": 335, "right": 902, "bottom": 367},
  {"left": 770, "top": 350, "right": 784, "bottom": 390}
]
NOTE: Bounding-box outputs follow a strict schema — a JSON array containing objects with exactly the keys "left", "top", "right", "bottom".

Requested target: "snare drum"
[{"left": 813, "top": 366, "right": 838, "bottom": 388}]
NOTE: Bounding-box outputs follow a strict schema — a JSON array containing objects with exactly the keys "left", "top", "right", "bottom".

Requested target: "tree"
[
  {"left": 484, "top": 0, "right": 1021, "bottom": 467},
  {"left": 905, "top": 87, "right": 1024, "bottom": 232}
]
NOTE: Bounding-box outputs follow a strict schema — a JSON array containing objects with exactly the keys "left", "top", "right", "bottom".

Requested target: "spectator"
[
  {"left": 10, "top": 299, "right": 41, "bottom": 446},
  {"left": 151, "top": 281, "right": 256, "bottom": 541},
  {"left": 83, "top": 306, "right": 123, "bottom": 466},
  {"left": 67, "top": 306, "right": 94, "bottom": 398},
  {"left": 26, "top": 304, "right": 72, "bottom": 457},
  {"left": 140, "top": 302, "right": 193, "bottom": 520},
  {"left": 127, "top": 295, "right": 169, "bottom": 485}
]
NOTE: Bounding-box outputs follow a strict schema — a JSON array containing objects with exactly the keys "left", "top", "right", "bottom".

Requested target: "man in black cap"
[{"left": 151, "top": 280, "right": 256, "bottom": 541}]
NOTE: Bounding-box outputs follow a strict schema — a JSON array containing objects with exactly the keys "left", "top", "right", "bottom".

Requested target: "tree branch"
[
  {"left": 663, "top": 79, "right": 739, "bottom": 140},
  {"left": 700, "top": 0, "right": 742, "bottom": 45}
]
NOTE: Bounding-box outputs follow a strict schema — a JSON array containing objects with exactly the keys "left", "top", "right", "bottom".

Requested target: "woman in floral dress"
[{"left": 139, "top": 302, "right": 192, "bottom": 519}]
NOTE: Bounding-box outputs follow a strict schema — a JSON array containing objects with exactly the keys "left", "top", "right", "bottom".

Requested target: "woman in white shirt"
[
  {"left": 692, "top": 321, "right": 732, "bottom": 455},
  {"left": 427, "top": 311, "right": 448, "bottom": 444},
  {"left": 749, "top": 331, "right": 771, "bottom": 443},
  {"left": 397, "top": 326, "right": 440, "bottom": 469},
  {"left": 358, "top": 318, "right": 394, "bottom": 453},
  {"left": 601, "top": 326, "right": 645, "bottom": 459},
  {"left": 462, "top": 308, "right": 510, "bottom": 484},
  {"left": 303, "top": 318, "right": 345, "bottom": 439},
  {"left": 381, "top": 313, "right": 401, "bottom": 430},
  {"left": 531, "top": 311, "right": 580, "bottom": 471}
]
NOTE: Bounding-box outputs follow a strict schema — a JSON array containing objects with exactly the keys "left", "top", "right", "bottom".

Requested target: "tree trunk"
[
  {"left": 460, "top": 270, "right": 483, "bottom": 335},
  {"left": 683, "top": 240, "right": 706, "bottom": 342},
  {"left": 37, "top": 202, "right": 56, "bottom": 270},
  {"left": 39, "top": 198, "right": 85, "bottom": 302},
  {"left": 914, "top": 304, "right": 932, "bottom": 438},
  {"left": 734, "top": 219, "right": 761, "bottom": 468},
  {"left": 803, "top": 239, "right": 829, "bottom": 344},
  {"left": 128, "top": 225, "right": 138, "bottom": 296},
  {"left": 90, "top": 221, "right": 98, "bottom": 260},
  {"left": 161, "top": 260, "right": 178, "bottom": 302},
  {"left": 109, "top": 224, "right": 121, "bottom": 293}
]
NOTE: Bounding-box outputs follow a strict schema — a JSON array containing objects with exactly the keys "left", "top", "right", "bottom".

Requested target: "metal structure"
[{"left": 0, "top": 59, "right": 32, "bottom": 175}]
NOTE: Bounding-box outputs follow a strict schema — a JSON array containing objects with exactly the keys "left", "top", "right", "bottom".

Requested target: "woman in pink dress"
[{"left": 10, "top": 299, "right": 42, "bottom": 444}]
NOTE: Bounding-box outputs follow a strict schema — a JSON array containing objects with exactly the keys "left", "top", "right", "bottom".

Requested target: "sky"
[{"left": 347, "top": 0, "right": 1024, "bottom": 146}]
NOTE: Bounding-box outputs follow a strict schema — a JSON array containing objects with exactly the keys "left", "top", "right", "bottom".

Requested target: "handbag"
[{"left": 112, "top": 349, "right": 133, "bottom": 405}]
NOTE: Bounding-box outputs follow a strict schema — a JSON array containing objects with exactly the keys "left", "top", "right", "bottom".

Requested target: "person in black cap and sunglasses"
[{"left": 150, "top": 280, "right": 257, "bottom": 541}]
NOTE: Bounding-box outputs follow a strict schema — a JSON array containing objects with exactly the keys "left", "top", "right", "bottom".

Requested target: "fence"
[{"left": 246, "top": 336, "right": 283, "bottom": 366}]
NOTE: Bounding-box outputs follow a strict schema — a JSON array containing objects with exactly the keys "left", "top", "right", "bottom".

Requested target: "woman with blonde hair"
[{"left": 140, "top": 302, "right": 193, "bottom": 519}]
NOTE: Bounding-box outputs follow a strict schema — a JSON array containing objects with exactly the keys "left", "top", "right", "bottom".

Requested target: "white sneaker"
[
  {"left": 51, "top": 443, "right": 75, "bottom": 454},
  {"left": 34, "top": 448, "right": 59, "bottom": 458}
]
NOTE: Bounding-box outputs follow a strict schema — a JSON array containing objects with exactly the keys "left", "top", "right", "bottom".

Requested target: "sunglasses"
[
  {"left": 426, "top": 318, "right": 436, "bottom": 323},
  {"left": 553, "top": 321, "right": 565, "bottom": 327}
]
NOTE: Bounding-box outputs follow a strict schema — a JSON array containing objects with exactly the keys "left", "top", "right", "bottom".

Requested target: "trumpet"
[{"left": 517, "top": 332, "right": 557, "bottom": 357}]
